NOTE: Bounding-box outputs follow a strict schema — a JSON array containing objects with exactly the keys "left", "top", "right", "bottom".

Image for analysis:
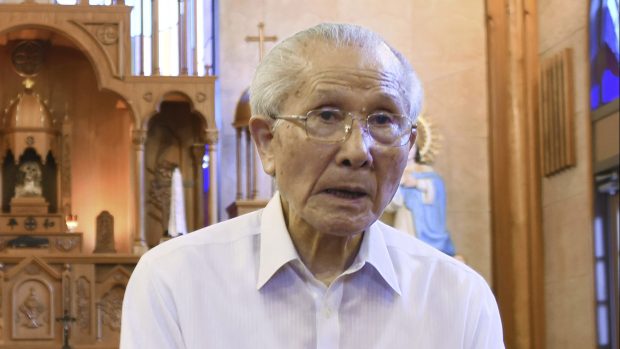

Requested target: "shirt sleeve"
[
  {"left": 120, "top": 256, "right": 186, "bottom": 349},
  {"left": 466, "top": 277, "right": 505, "bottom": 349}
]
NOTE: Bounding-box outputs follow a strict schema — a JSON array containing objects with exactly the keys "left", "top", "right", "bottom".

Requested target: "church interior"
[{"left": 0, "top": 0, "right": 618, "bottom": 348}]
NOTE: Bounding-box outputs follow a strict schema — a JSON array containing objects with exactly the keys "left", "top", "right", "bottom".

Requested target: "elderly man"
[{"left": 121, "top": 23, "right": 504, "bottom": 348}]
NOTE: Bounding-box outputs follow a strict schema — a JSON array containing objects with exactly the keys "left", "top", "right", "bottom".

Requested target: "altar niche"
[
  {"left": 2, "top": 149, "right": 58, "bottom": 214},
  {"left": 145, "top": 98, "right": 207, "bottom": 247}
]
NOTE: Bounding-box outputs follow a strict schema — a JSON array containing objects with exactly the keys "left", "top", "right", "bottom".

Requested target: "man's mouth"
[{"left": 324, "top": 188, "right": 367, "bottom": 199}]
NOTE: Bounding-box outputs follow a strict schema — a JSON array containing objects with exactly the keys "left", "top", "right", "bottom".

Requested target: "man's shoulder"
[
  {"left": 376, "top": 221, "right": 485, "bottom": 282},
  {"left": 139, "top": 210, "right": 263, "bottom": 265}
]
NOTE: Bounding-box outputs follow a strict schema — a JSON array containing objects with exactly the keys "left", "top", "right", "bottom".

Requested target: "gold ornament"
[{"left": 414, "top": 114, "right": 441, "bottom": 165}]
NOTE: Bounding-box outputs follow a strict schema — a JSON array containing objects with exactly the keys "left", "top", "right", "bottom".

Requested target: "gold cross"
[{"left": 245, "top": 22, "right": 278, "bottom": 62}]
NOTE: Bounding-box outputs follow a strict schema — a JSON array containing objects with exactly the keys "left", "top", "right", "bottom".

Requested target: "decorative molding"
[
  {"left": 6, "top": 257, "right": 62, "bottom": 280},
  {"left": 196, "top": 92, "right": 206, "bottom": 103},
  {"left": 539, "top": 48, "right": 576, "bottom": 177}
]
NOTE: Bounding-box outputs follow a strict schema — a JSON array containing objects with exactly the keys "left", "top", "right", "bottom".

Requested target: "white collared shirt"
[{"left": 121, "top": 194, "right": 504, "bottom": 349}]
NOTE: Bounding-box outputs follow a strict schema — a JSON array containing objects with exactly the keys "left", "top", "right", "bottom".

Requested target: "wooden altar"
[
  {"left": 0, "top": 1, "right": 218, "bottom": 347},
  {"left": 0, "top": 253, "right": 139, "bottom": 349}
]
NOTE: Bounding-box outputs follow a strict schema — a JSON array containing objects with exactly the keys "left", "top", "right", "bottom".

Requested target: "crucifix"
[
  {"left": 242, "top": 22, "right": 278, "bottom": 200},
  {"left": 56, "top": 309, "right": 76, "bottom": 349},
  {"left": 245, "top": 22, "right": 278, "bottom": 62}
]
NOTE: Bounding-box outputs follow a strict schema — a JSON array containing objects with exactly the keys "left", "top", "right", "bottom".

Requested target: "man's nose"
[{"left": 336, "top": 118, "right": 373, "bottom": 168}]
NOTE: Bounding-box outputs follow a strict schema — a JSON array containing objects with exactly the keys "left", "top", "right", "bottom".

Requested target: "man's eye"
[
  {"left": 312, "top": 109, "right": 342, "bottom": 123},
  {"left": 369, "top": 113, "right": 397, "bottom": 126}
]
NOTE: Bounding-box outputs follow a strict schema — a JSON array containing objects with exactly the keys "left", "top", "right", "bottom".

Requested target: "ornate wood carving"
[
  {"left": 75, "top": 276, "right": 90, "bottom": 333},
  {"left": 69, "top": 21, "right": 123, "bottom": 78},
  {"left": 12, "top": 279, "right": 54, "bottom": 339},
  {"left": 100, "top": 286, "right": 123, "bottom": 332},
  {"left": 94, "top": 211, "right": 116, "bottom": 253}
]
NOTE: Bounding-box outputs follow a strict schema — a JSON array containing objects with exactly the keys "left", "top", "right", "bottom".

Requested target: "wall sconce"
[{"left": 66, "top": 214, "right": 78, "bottom": 232}]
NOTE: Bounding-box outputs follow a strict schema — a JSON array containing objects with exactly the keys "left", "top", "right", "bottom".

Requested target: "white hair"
[{"left": 249, "top": 23, "right": 423, "bottom": 121}]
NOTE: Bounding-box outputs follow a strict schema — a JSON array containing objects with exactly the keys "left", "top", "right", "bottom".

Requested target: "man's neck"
[
  {"left": 281, "top": 200, "right": 364, "bottom": 286},
  {"left": 291, "top": 226, "right": 364, "bottom": 286}
]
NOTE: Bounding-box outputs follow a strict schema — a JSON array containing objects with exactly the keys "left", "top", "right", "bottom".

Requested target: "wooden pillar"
[
  {"left": 180, "top": 0, "right": 188, "bottom": 75},
  {"left": 139, "top": 0, "right": 144, "bottom": 76},
  {"left": 486, "top": 0, "right": 544, "bottom": 348},
  {"left": 151, "top": 0, "right": 160, "bottom": 75},
  {"left": 206, "top": 129, "right": 218, "bottom": 224},
  {"left": 245, "top": 128, "right": 252, "bottom": 199},
  {"left": 131, "top": 129, "right": 148, "bottom": 255},
  {"left": 235, "top": 128, "right": 243, "bottom": 199},
  {"left": 192, "top": 0, "right": 198, "bottom": 75},
  {"left": 191, "top": 143, "right": 206, "bottom": 230}
]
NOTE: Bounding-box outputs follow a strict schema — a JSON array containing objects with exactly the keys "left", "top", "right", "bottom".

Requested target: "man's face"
[{"left": 266, "top": 41, "right": 413, "bottom": 237}]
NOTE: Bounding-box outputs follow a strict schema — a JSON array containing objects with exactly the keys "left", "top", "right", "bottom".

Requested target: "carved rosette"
[{"left": 56, "top": 237, "right": 79, "bottom": 253}]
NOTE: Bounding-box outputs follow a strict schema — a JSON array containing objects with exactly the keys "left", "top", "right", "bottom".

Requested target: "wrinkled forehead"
[{"left": 292, "top": 41, "right": 406, "bottom": 108}]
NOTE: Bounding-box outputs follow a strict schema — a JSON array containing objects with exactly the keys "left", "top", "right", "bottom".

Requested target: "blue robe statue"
[{"left": 400, "top": 171, "right": 456, "bottom": 256}]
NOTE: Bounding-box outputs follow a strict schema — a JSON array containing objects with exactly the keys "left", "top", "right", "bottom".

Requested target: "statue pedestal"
[{"left": 10, "top": 196, "right": 49, "bottom": 214}]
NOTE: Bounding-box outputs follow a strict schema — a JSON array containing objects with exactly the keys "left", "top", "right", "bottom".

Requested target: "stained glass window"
[{"left": 590, "top": 0, "right": 620, "bottom": 110}]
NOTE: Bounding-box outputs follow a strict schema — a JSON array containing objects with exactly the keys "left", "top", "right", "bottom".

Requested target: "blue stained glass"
[
  {"left": 591, "top": 84, "right": 601, "bottom": 110},
  {"left": 602, "top": 69, "right": 620, "bottom": 103}
]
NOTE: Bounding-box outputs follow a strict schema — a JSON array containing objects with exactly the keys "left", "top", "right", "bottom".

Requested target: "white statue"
[
  {"left": 167, "top": 167, "right": 188, "bottom": 237},
  {"left": 15, "top": 161, "right": 43, "bottom": 197}
]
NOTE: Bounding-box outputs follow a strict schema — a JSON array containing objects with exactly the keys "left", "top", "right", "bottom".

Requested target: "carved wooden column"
[
  {"left": 191, "top": 143, "right": 206, "bottom": 230},
  {"left": 205, "top": 129, "right": 218, "bottom": 224},
  {"left": 486, "top": 0, "right": 544, "bottom": 348},
  {"left": 179, "top": 0, "right": 188, "bottom": 75},
  {"left": 131, "top": 130, "right": 148, "bottom": 254},
  {"left": 245, "top": 129, "right": 252, "bottom": 199},
  {"left": 235, "top": 128, "right": 243, "bottom": 199},
  {"left": 151, "top": 0, "right": 160, "bottom": 75},
  {"left": 60, "top": 116, "right": 72, "bottom": 216}
]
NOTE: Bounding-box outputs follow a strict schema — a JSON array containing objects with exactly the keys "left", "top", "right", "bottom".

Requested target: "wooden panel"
[{"left": 539, "top": 49, "right": 576, "bottom": 176}]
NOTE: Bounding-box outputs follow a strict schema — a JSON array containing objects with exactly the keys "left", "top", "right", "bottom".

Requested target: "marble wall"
[
  {"left": 217, "top": 0, "right": 492, "bottom": 281},
  {"left": 538, "top": 0, "right": 597, "bottom": 347}
]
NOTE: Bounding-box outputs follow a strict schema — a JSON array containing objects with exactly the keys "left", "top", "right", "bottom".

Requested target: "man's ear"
[{"left": 249, "top": 115, "right": 276, "bottom": 176}]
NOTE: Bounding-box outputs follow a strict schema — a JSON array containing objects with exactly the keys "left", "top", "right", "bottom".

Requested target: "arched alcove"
[
  {"left": 144, "top": 99, "right": 206, "bottom": 247},
  {"left": 0, "top": 27, "right": 136, "bottom": 252}
]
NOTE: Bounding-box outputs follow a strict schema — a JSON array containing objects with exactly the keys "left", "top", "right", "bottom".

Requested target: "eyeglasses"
[{"left": 271, "top": 108, "right": 416, "bottom": 147}]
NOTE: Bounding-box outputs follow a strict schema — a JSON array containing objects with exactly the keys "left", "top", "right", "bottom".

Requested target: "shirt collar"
[
  {"left": 256, "top": 194, "right": 300, "bottom": 290},
  {"left": 356, "top": 222, "right": 402, "bottom": 295},
  {"left": 256, "top": 193, "right": 402, "bottom": 295}
]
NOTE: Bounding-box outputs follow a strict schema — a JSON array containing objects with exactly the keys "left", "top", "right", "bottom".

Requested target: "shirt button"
[{"left": 324, "top": 307, "right": 332, "bottom": 318}]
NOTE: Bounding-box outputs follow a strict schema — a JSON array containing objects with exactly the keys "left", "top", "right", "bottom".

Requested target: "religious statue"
[
  {"left": 388, "top": 116, "right": 456, "bottom": 256},
  {"left": 167, "top": 167, "right": 187, "bottom": 237},
  {"left": 15, "top": 161, "right": 43, "bottom": 197}
]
